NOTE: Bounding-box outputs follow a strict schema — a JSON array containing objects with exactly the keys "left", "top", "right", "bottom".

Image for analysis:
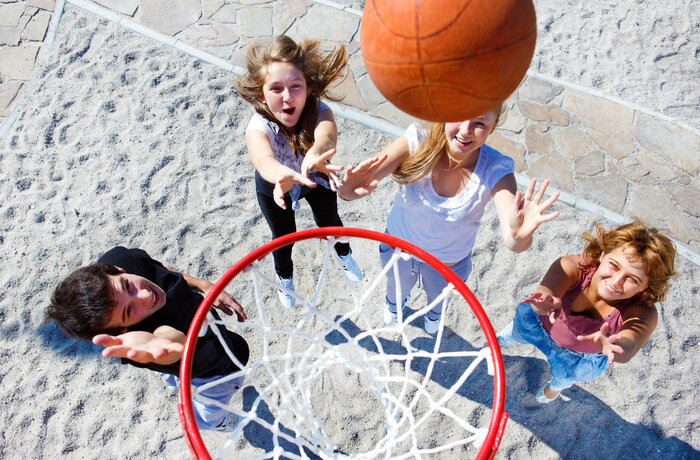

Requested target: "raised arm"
[
  {"left": 337, "top": 135, "right": 410, "bottom": 200},
  {"left": 522, "top": 254, "right": 580, "bottom": 321},
  {"left": 577, "top": 304, "right": 658, "bottom": 364},
  {"left": 168, "top": 268, "right": 247, "bottom": 321},
  {"left": 300, "top": 108, "right": 344, "bottom": 190},
  {"left": 246, "top": 129, "right": 316, "bottom": 208},
  {"left": 93, "top": 325, "right": 185, "bottom": 365},
  {"left": 492, "top": 176, "right": 560, "bottom": 253}
]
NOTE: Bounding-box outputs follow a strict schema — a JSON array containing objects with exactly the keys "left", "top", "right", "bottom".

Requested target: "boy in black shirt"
[{"left": 46, "top": 246, "right": 249, "bottom": 431}]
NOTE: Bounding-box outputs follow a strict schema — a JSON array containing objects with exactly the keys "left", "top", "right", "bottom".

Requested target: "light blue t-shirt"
[{"left": 386, "top": 123, "right": 515, "bottom": 264}]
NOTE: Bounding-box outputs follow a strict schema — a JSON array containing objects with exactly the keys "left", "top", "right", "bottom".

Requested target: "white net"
[{"left": 182, "top": 233, "right": 504, "bottom": 459}]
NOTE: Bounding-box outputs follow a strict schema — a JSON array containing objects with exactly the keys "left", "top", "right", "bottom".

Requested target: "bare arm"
[
  {"left": 337, "top": 135, "right": 410, "bottom": 200},
  {"left": 168, "top": 268, "right": 247, "bottom": 321},
  {"left": 522, "top": 254, "right": 580, "bottom": 320},
  {"left": 577, "top": 304, "right": 658, "bottom": 364},
  {"left": 300, "top": 108, "right": 344, "bottom": 190},
  {"left": 93, "top": 325, "right": 186, "bottom": 365},
  {"left": 492, "top": 176, "right": 560, "bottom": 253}
]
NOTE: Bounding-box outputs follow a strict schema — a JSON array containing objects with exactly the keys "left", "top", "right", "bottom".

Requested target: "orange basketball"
[{"left": 360, "top": 0, "right": 537, "bottom": 122}]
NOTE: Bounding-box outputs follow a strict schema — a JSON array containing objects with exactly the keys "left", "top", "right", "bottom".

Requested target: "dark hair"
[
  {"left": 234, "top": 35, "right": 347, "bottom": 153},
  {"left": 45, "top": 263, "right": 123, "bottom": 339}
]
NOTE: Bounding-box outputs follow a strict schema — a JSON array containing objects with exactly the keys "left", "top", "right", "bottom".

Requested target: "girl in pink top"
[{"left": 498, "top": 221, "right": 677, "bottom": 403}]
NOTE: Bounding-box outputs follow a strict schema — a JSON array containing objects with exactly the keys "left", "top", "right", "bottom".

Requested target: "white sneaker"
[
  {"left": 423, "top": 314, "right": 440, "bottom": 335},
  {"left": 384, "top": 304, "right": 398, "bottom": 325},
  {"left": 338, "top": 252, "right": 363, "bottom": 282},
  {"left": 211, "top": 411, "right": 242, "bottom": 432},
  {"left": 277, "top": 274, "right": 295, "bottom": 309}
]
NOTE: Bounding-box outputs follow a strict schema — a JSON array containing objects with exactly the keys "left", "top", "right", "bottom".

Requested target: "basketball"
[{"left": 360, "top": 0, "right": 537, "bottom": 122}]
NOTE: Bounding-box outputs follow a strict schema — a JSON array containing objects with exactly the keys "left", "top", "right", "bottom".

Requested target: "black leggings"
[{"left": 256, "top": 186, "right": 350, "bottom": 279}]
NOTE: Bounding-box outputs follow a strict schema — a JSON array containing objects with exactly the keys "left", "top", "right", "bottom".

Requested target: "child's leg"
[
  {"left": 422, "top": 255, "right": 472, "bottom": 320},
  {"left": 256, "top": 190, "right": 296, "bottom": 279},
  {"left": 379, "top": 242, "right": 418, "bottom": 313},
  {"left": 161, "top": 373, "right": 245, "bottom": 430},
  {"left": 546, "top": 349, "right": 609, "bottom": 393},
  {"left": 303, "top": 186, "right": 350, "bottom": 257}
]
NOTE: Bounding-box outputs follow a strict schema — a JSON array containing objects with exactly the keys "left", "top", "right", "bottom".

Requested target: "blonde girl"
[{"left": 339, "top": 107, "right": 559, "bottom": 333}]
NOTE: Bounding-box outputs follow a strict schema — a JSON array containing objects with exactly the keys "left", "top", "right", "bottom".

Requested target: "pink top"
[{"left": 540, "top": 258, "right": 636, "bottom": 354}]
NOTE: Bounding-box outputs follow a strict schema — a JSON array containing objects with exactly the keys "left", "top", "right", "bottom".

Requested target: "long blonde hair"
[
  {"left": 234, "top": 35, "right": 347, "bottom": 153},
  {"left": 580, "top": 221, "right": 677, "bottom": 303},
  {"left": 391, "top": 105, "right": 504, "bottom": 184}
]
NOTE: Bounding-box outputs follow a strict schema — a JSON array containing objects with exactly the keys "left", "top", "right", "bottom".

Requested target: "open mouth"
[
  {"left": 282, "top": 107, "right": 295, "bottom": 115},
  {"left": 455, "top": 136, "right": 472, "bottom": 147}
]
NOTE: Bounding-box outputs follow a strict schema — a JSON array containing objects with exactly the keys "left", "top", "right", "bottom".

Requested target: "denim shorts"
[{"left": 498, "top": 302, "right": 609, "bottom": 392}]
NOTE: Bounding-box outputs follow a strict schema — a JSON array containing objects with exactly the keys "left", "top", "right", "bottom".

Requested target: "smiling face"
[
  {"left": 444, "top": 110, "right": 498, "bottom": 159},
  {"left": 593, "top": 247, "right": 650, "bottom": 303},
  {"left": 260, "top": 61, "right": 311, "bottom": 128},
  {"left": 102, "top": 272, "right": 167, "bottom": 330}
]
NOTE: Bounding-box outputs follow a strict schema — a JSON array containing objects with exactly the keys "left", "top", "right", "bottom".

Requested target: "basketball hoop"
[{"left": 178, "top": 227, "right": 508, "bottom": 459}]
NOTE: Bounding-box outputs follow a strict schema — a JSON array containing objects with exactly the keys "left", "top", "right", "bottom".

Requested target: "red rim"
[{"left": 179, "top": 227, "right": 507, "bottom": 460}]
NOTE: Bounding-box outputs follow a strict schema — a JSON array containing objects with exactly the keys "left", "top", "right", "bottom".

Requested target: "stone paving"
[{"left": 0, "top": 0, "right": 698, "bottom": 259}]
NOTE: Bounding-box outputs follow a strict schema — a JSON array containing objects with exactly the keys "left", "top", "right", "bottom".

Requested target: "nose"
[
  {"left": 282, "top": 87, "right": 293, "bottom": 102},
  {"left": 610, "top": 273, "right": 625, "bottom": 289},
  {"left": 458, "top": 121, "right": 473, "bottom": 136}
]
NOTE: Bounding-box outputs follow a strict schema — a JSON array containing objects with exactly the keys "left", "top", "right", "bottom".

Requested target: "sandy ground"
[{"left": 0, "top": 4, "right": 698, "bottom": 460}]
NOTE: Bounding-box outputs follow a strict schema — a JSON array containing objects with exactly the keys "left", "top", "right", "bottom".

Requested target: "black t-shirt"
[{"left": 98, "top": 247, "right": 249, "bottom": 379}]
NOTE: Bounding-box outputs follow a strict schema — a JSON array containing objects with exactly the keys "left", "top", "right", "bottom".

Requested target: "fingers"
[
  {"left": 92, "top": 334, "right": 121, "bottom": 347},
  {"left": 532, "top": 178, "right": 550, "bottom": 203},
  {"left": 523, "top": 177, "right": 536, "bottom": 202},
  {"left": 101, "top": 344, "right": 131, "bottom": 359}
]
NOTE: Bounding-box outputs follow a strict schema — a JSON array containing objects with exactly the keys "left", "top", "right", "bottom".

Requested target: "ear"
[{"left": 115, "top": 266, "right": 125, "bottom": 273}]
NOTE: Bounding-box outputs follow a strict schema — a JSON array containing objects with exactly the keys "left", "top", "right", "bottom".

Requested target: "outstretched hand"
[
  {"left": 522, "top": 291, "right": 562, "bottom": 323},
  {"left": 577, "top": 322, "right": 625, "bottom": 365},
  {"left": 273, "top": 170, "right": 317, "bottom": 209},
  {"left": 301, "top": 148, "right": 344, "bottom": 191},
  {"left": 337, "top": 154, "right": 388, "bottom": 201},
  {"left": 92, "top": 326, "right": 185, "bottom": 365},
  {"left": 509, "top": 177, "right": 560, "bottom": 240},
  {"left": 201, "top": 282, "right": 247, "bottom": 322}
]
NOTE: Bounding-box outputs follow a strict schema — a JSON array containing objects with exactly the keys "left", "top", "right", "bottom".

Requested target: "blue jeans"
[
  {"left": 379, "top": 242, "right": 472, "bottom": 320},
  {"left": 497, "top": 302, "right": 609, "bottom": 392},
  {"left": 161, "top": 373, "right": 244, "bottom": 430}
]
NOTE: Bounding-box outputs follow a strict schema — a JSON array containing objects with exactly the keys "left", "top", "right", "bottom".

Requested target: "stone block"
[
  {"left": 488, "top": 132, "right": 526, "bottom": 172},
  {"left": 93, "top": 0, "right": 138, "bottom": 16},
  {"left": 528, "top": 153, "right": 573, "bottom": 192},
  {"left": 347, "top": 50, "right": 366, "bottom": 78},
  {"left": 499, "top": 108, "right": 527, "bottom": 133},
  {"left": 210, "top": 4, "right": 237, "bottom": 23},
  {"left": 635, "top": 150, "right": 678, "bottom": 181},
  {"left": 0, "top": 26, "right": 20, "bottom": 45},
  {"left": 524, "top": 124, "right": 555, "bottom": 155},
  {"left": 663, "top": 182, "right": 700, "bottom": 218},
  {"left": 516, "top": 100, "right": 570, "bottom": 126},
  {"left": 573, "top": 150, "right": 604, "bottom": 176},
  {"left": 203, "top": 0, "right": 225, "bottom": 18},
  {"left": 635, "top": 113, "right": 700, "bottom": 176},
  {"left": 369, "top": 102, "right": 419, "bottom": 130},
  {"left": 0, "top": 44, "right": 40, "bottom": 80},
  {"left": 627, "top": 185, "right": 700, "bottom": 243},
  {"left": 281, "top": 0, "right": 310, "bottom": 17},
  {"left": 616, "top": 156, "right": 650, "bottom": 182},
  {"left": 562, "top": 89, "right": 634, "bottom": 144},
  {"left": 238, "top": 5, "right": 272, "bottom": 37},
  {"left": 25, "top": 0, "right": 53, "bottom": 11},
  {"left": 575, "top": 174, "right": 627, "bottom": 214},
  {"left": 0, "top": 80, "right": 22, "bottom": 116},
  {"left": 138, "top": 0, "right": 201, "bottom": 36},
  {"left": 330, "top": 73, "right": 366, "bottom": 110},
  {"left": 355, "top": 73, "right": 385, "bottom": 108},
  {"left": 291, "top": 4, "right": 359, "bottom": 43},
  {"left": 272, "top": 2, "right": 295, "bottom": 35},
  {"left": 552, "top": 125, "right": 594, "bottom": 160},
  {"left": 0, "top": 3, "right": 23, "bottom": 25},
  {"left": 518, "top": 75, "right": 563, "bottom": 104},
  {"left": 21, "top": 10, "right": 51, "bottom": 42},
  {"left": 585, "top": 127, "right": 634, "bottom": 160}
]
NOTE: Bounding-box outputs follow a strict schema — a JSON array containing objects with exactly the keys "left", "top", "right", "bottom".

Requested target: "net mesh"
[{"left": 181, "top": 234, "right": 503, "bottom": 459}]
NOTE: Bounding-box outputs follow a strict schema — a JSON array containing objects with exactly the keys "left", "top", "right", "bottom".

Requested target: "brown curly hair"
[
  {"left": 580, "top": 220, "right": 677, "bottom": 303},
  {"left": 234, "top": 35, "right": 347, "bottom": 153}
]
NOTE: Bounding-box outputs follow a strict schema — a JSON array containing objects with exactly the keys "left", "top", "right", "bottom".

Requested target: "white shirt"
[{"left": 386, "top": 123, "right": 514, "bottom": 264}]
